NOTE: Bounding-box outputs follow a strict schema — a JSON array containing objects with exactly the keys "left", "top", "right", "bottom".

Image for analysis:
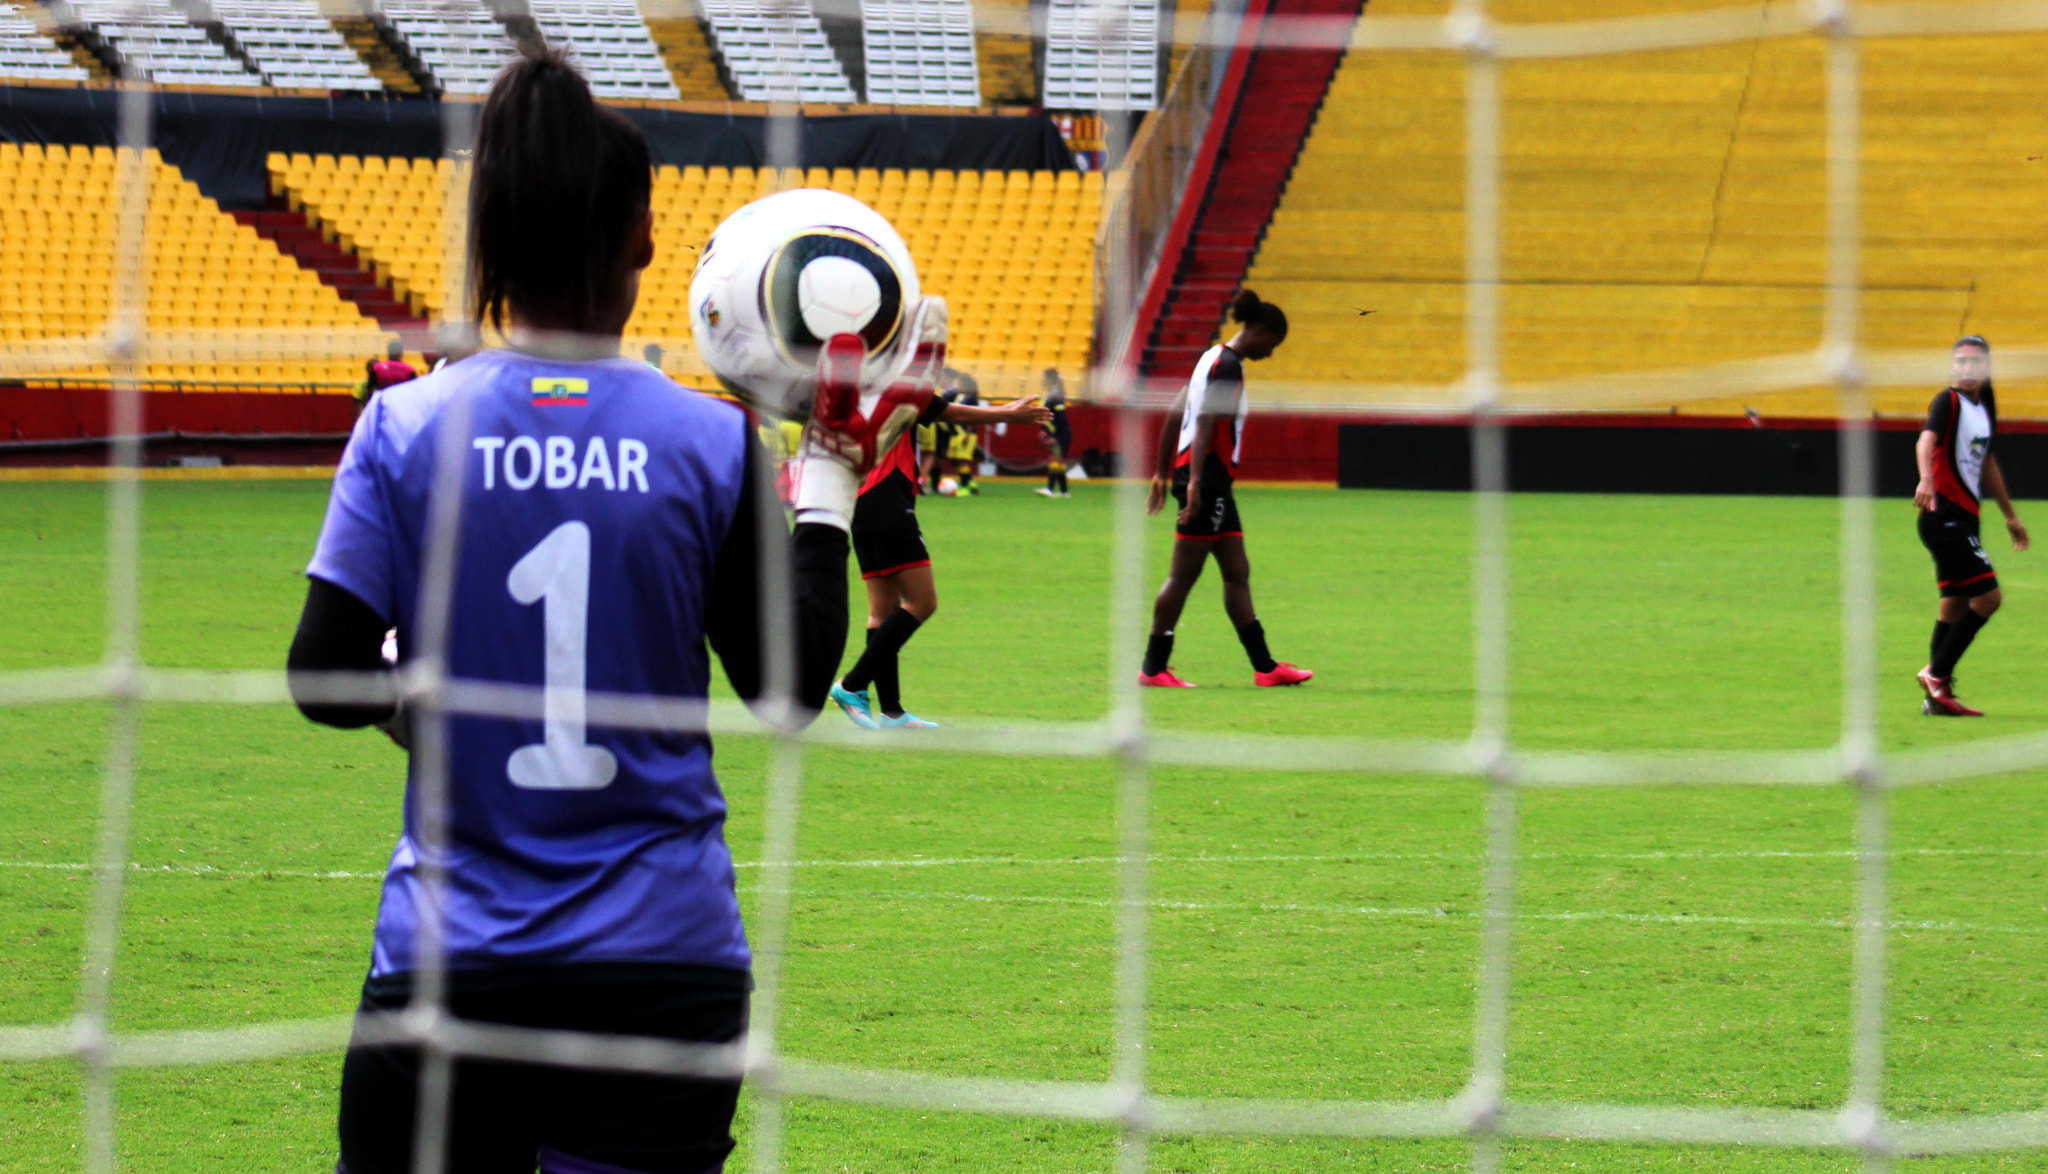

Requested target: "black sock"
[
  {"left": 855, "top": 628, "right": 901, "bottom": 717},
  {"left": 1930, "top": 608, "right": 1990, "bottom": 679},
  {"left": 1236, "top": 619, "right": 1278, "bottom": 673},
  {"left": 1143, "top": 632, "right": 1174, "bottom": 677},
  {"left": 1055, "top": 471, "right": 1068, "bottom": 493},
  {"left": 874, "top": 628, "right": 903, "bottom": 717},
  {"left": 1930, "top": 620, "right": 1952, "bottom": 667},
  {"left": 842, "top": 608, "right": 922, "bottom": 710}
]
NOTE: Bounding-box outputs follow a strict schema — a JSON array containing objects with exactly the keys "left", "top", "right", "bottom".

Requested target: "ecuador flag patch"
[{"left": 531, "top": 377, "right": 589, "bottom": 407}]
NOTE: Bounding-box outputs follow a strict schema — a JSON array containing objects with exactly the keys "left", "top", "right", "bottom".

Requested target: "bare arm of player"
[
  {"left": 1178, "top": 412, "right": 1217, "bottom": 527},
  {"left": 941, "top": 395, "right": 1052, "bottom": 427},
  {"left": 1913, "top": 430, "right": 1938, "bottom": 512},
  {"left": 1982, "top": 452, "right": 2029, "bottom": 550},
  {"left": 1147, "top": 388, "right": 1189, "bottom": 516}
]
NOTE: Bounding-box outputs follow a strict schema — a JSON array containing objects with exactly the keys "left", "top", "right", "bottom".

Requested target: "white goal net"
[{"left": 6, "top": 1, "right": 2048, "bottom": 1172}]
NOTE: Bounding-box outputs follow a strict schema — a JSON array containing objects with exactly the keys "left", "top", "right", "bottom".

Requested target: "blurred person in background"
[{"left": 1036, "top": 368, "right": 1071, "bottom": 498}]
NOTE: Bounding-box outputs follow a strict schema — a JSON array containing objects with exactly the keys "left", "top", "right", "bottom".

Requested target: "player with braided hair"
[{"left": 1140, "top": 289, "right": 1313, "bottom": 689}]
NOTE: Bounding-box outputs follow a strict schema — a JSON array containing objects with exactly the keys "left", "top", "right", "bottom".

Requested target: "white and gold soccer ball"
[{"left": 688, "top": 188, "right": 937, "bottom": 419}]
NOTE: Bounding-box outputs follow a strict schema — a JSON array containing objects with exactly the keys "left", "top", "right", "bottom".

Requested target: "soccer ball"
[
  {"left": 936, "top": 476, "right": 960, "bottom": 497},
  {"left": 689, "top": 188, "right": 928, "bottom": 420},
  {"left": 796, "top": 255, "right": 883, "bottom": 339}
]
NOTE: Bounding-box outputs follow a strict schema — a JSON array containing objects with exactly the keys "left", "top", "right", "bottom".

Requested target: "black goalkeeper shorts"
[
  {"left": 852, "top": 470, "right": 930, "bottom": 580},
  {"left": 1170, "top": 466, "right": 1242, "bottom": 541},
  {"left": 1919, "top": 510, "right": 1998, "bottom": 598},
  {"left": 337, "top": 964, "right": 748, "bottom": 1174}
]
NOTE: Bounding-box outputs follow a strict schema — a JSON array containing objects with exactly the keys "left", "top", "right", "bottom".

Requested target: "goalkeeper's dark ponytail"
[{"left": 470, "top": 50, "right": 652, "bottom": 335}]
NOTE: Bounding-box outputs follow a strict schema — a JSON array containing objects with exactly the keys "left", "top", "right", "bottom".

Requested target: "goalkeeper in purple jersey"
[{"left": 286, "top": 55, "right": 866, "bottom": 1174}]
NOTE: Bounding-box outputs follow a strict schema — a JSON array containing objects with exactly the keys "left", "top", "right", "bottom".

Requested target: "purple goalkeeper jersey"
[{"left": 307, "top": 348, "right": 752, "bottom": 978}]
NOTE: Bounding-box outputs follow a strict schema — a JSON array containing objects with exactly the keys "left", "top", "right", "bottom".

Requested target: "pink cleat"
[
  {"left": 1254, "top": 663, "right": 1314, "bottom": 687},
  {"left": 1917, "top": 667, "right": 1982, "bottom": 716},
  {"left": 1139, "top": 668, "right": 1197, "bottom": 688}
]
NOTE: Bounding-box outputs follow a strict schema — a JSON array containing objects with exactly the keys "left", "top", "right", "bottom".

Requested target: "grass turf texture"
[{"left": 1, "top": 478, "right": 2045, "bottom": 1173}]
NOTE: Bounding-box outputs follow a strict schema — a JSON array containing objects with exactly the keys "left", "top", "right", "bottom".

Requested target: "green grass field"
[{"left": 3, "top": 477, "right": 2046, "bottom": 1173}]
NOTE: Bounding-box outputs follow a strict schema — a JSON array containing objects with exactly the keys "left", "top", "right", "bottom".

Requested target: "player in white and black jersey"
[
  {"left": 1914, "top": 335, "right": 2028, "bottom": 716},
  {"left": 1138, "top": 289, "right": 1313, "bottom": 688}
]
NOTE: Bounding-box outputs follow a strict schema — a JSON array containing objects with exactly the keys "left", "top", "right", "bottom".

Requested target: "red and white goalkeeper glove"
[{"left": 789, "top": 299, "right": 949, "bottom": 531}]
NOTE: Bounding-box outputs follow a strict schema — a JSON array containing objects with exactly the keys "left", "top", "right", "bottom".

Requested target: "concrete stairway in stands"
[
  {"left": 1138, "top": 0, "right": 1364, "bottom": 381},
  {"left": 234, "top": 205, "right": 429, "bottom": 336}
]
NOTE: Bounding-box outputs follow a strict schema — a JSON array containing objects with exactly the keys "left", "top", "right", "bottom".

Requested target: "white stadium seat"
[
  {"left": 209, "top": 0, "right": 379, "bottom": 90},
  {"left": 697, "top": 0, "right": 855, "bottom": 103},
  {"left": 860, "top": 0, "right": 978, "bottom": 107},
  {"left": 527, "top": 0, "right": 680, "bottom": 100},
  {"left": 1042, "top": 0, "right": 1159, "bottom": 111},
  {"left": 0, "top": 2, "right": 91, "bottom": 83},
  {"left": 66, "top": 0, "right": 263, "bottom": 86},
  {"left": 378, "top": 0, "right": 519, "bottom": 96}
]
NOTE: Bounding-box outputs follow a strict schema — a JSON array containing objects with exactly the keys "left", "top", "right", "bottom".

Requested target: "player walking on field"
[
  {"left": 287, "top": 54, "right": 863, "bottom": 1174},
  {"left": 1140, "top": 289, "right": 1313, "bottom": 688},
  {"left": 831, "top": 387, "right": 1050, "bottom": 728},
  {"left": 1915, "top": 335, "right": 2028, "bottom": 716}
]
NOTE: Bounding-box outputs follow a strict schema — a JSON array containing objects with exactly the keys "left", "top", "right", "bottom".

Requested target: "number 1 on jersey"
[{"left": 506, "top": 521, "right": 618, "bottom": 790}]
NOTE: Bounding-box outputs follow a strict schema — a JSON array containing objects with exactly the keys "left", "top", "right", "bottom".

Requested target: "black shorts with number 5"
[
  {"left": 1919, "top": 509, "right": 1997, "bottom": 598},
  {"left": 1170, "top": 466, "right": 1243, "bottom": 541}
]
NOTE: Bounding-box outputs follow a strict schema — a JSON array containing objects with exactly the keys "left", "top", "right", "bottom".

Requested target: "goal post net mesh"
[{"left": 5, "top": 1, "right": 2048, "bottom": 1171}]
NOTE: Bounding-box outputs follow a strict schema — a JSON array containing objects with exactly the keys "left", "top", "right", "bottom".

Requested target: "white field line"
[
  {"left": 754, "top": 886, "right": 2048, "bottom": 938},
  {"left": 2, "top": 846, "right": 2043, "bottom": 883},
  {"left": 5, "top": 856, "right": 2038, "bottom": 936}
]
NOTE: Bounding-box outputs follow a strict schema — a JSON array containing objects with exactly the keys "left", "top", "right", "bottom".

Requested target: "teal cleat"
[
  {"left": 830, "top": 681, "right": 878, "bottom": 729},
  {"left": 876, "top": 711, "right": 939, "bottom": 730}
]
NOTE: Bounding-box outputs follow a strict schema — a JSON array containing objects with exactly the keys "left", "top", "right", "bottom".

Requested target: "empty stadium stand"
[
  {"left": 860, "top": 0, "right": 979, "bottom": 107},
  {"left": 1042, "top": 0, "right": 1158, "bottom": 110},
  {"left": 1165, "top": 0, "right": 1209, "bottom": 91},
  {"left": 379, "top": 0, "right": 516, "bottom": 95},
  {"left": 642, "top": 12, "right": 735, "bottom": 99},
  {"left": 0, "top": 2, "right": 89, "bottom": 83},
  {"left": 1140, "top": 0, "right": 1362, "bottom": 379},
  {"left": 269, "top": 152, "right": 1101, "bottom": 394},
  {"left": 330, "top": 10, "right": 426, "bottom": 94},
  {"left": 272, "top": 152, "right": 466, "bottom": 325},
  {"left": 7, "top": 0, "right": 1146, "bottom": 110},
  {"left": 63, "top": 0, "right": 262, "bottom": 86},
  {"left": 698, "top": 0, "right": 857, "bottom": 102},
  {"left": 0, "top": 141, "right": 394, "bottom": 391},
  {"left": 528, "top": 0, "right": 681, "bottom": 100},
  {"left": 971, "top": 0, "right": 1034, "bottom": 104},
  {"left": 236, "top": 205, "right": 426, "bottom": 334},
  {"left": 1242, "top": 0, "right": 2048, "bottom": 418},
  {"left": 210, "top": 0, "right": 380, "bottom": 91}
]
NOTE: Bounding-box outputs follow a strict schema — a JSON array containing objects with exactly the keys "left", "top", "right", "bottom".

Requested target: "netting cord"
[
  {"left": 1455, "top": 2, "right": 1514, "bottom": 1168},
  {"left": 1092, "top": 10, "right": 1156, "bottom": 1173},
  {"left": 405, "top": 72, "right": 482, "bottom": 1174},
  {"left": 745, "top": 73, "right": 808, "bottom": 1174},
  {"left": 1109, "top": 399, "right": 1153, "bottom": 1173},
  {"left": 1821, "top": 4, "right": 1893, "bottom": 1167},
  {"left": 77, "top": 15, "right": 155, "bottom": 1172}
]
